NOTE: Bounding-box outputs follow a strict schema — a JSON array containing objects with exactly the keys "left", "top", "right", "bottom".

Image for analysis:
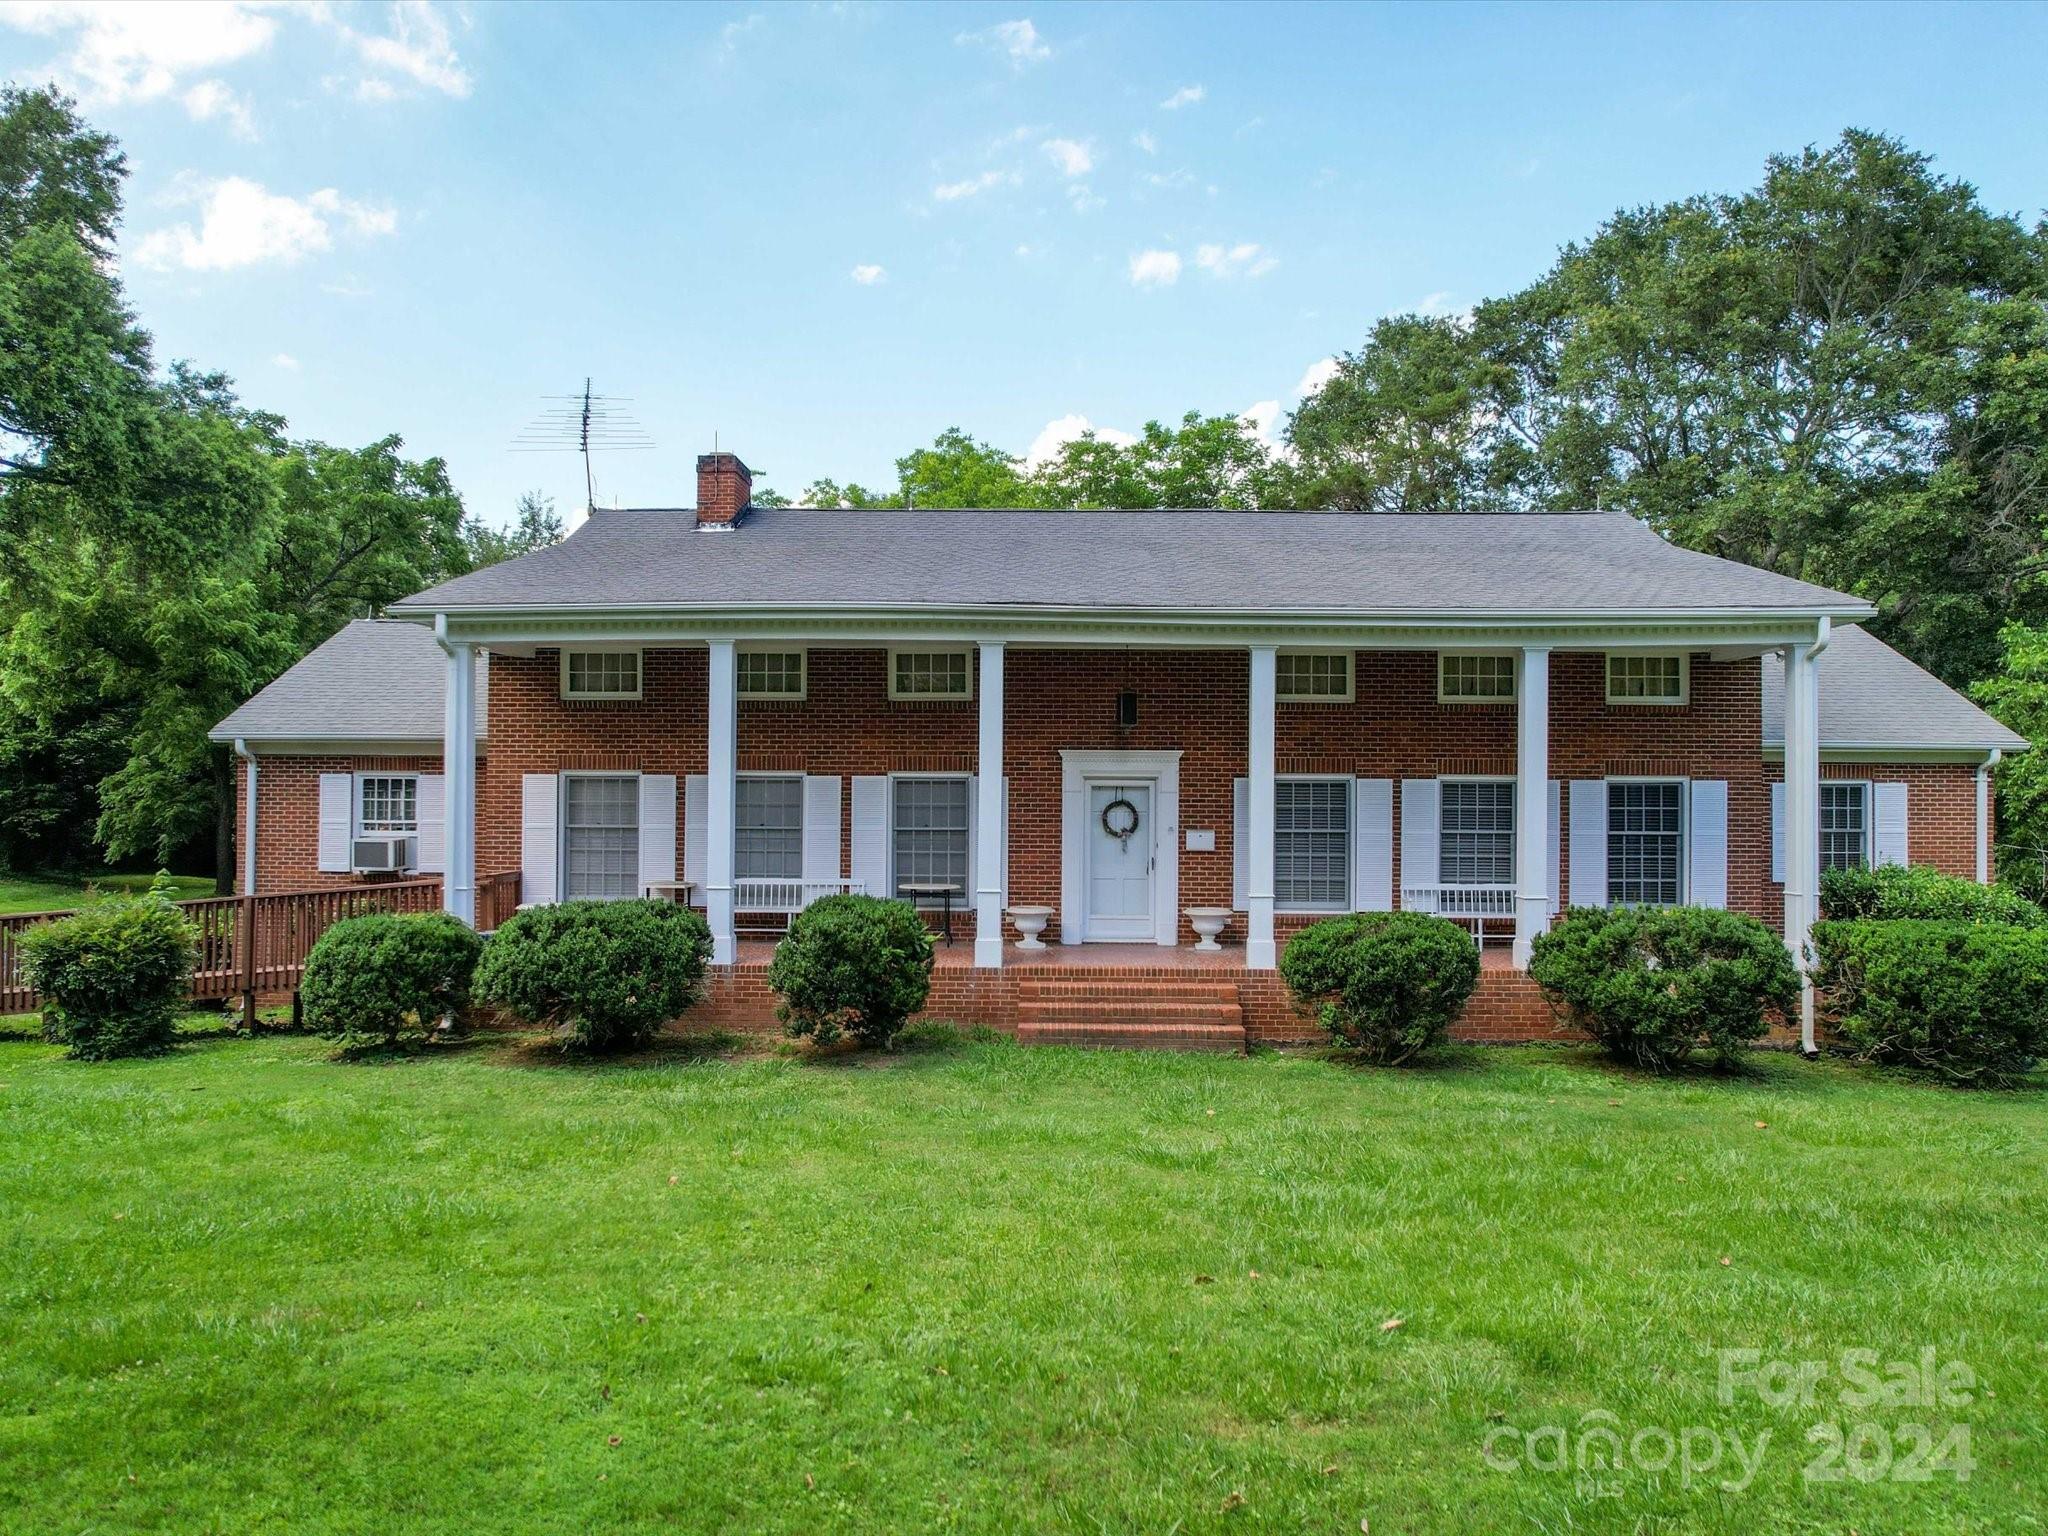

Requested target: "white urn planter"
[
  {"left": 1007, "top": 905, "right": 1053, "bottom": 950},
  {"left": 1185, "top": 907, "right": 1230, "bottom": 951}
]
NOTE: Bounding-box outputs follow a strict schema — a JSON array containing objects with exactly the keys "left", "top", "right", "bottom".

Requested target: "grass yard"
[
  {"left": 0, "top": 1032, "right": 2041, "bottom": 1534},
  {"left": 0, "top": 870, "right": 216, "bottom": 915}
]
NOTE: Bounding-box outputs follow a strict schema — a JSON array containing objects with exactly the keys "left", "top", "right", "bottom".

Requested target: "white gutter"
[
  {"left": 233, "top": 737, "right": 257, "bottom": 896},
  {"left": 1979, "top": 749, "right": 2003, "bottom": 884}
]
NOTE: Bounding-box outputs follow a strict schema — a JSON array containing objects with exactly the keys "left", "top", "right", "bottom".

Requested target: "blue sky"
[{"left": 4, "top": 1, "right": 2047, "bottom": 527}]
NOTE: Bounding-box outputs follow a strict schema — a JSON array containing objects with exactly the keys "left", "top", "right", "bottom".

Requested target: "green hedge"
[
  {"left": 18, "top": 890, "right": 196, "bottom": 1060},
  {"left": 1529, "top": 905, "right": 1799, "bottom": 1070},
  {"left": 473, "top": 900, "right": 711, "bottom": 1052},
  {"left": 1278, "top": 912, "right": 1480, "bottom": 1063},
  {"left": 769, "top": 894, "right": 934, "bottom": 1049},
  {"left": 1810, "top": 918, "right": 2048, "bottom": 1088},
  {"left": 1820, "top": 864, "right": 2044, "bottom": 926},
  {"left": 301, "top": 912, "right": 484, "bottom": 1052}
]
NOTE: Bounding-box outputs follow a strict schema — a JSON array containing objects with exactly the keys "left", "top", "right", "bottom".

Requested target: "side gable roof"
[
  {"left": 208, "top": 620, "right": 487, "bottom": 749},
  {"left": 1761, "top": 625, "right": 2023, "bottom": 756}
]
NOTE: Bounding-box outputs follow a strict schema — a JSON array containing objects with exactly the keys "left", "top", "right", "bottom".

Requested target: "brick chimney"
[{"left": 696, "top": 452, "right": 753, "bottom": 528}]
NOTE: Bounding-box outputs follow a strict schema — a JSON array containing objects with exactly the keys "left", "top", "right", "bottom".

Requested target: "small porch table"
[{"left": 896, "top": 882, "right": 963, "bottom": 944}]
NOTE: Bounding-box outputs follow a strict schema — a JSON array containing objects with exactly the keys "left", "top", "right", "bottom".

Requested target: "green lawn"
[
  {"left": 0, "top": 870, "right": 216, "bottom": 915},
  {"left": 0, "top": 1033, "right": 2040, "bottom": 1533}
]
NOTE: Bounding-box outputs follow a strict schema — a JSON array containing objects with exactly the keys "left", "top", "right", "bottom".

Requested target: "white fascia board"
[
  {"left": 209, "top": 736, "right": 486, "bottom": 756},
  {"left": 1763, "top": 744, "right": 2019, "bottom": 764}
]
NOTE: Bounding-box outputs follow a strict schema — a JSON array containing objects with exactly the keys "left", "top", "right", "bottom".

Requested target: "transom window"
[
  {"left": 737, "top": 776, "right": 804, "bottom": 879},
  {"left": 357, "top": 774, "right": 418, "bottom": 835},
  {"left": 1607, "top": 653, "right": 1688, "bottom": 704},
  {"left": 1608, "top": 781, "right": 1685, "bottom": 907},
  {"left": 889, "top": 648, "right": 973, "bottom": 701},
  {"left": 1820, "top": 782, "right": 1869, "bottom": 873},
  {"left": 1275, "top": 779, "right": 1350, "bottom": 909},
  {"left": 738, "top": 649, "right": 806, "bottom": 700},
  {"left": 1277, "top": 651, "right": 1353, "bottom": 702},
  {"left": 893, "top": 776, "right": 970, "bottom": 901},
  {"left": 562, "top": 775, "right": 639, "bottom": 900},
  {"left": 1440, "top": 781, "right": 1514, "bottom": 886},
  {"left": 1439, "top": 653, "right": 1515, "bottom": 702},
  {"left": 561, "top": 649, "right": 641, "bottom": 700}
]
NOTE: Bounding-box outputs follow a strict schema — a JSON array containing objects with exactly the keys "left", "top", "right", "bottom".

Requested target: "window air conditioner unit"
[{"left": 352, "top": 834, "right": 417, "bottom": 874}]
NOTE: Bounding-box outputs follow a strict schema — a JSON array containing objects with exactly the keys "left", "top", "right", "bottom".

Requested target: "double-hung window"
[
  {"left": 562, "top": 775, "right": 639, "bottom": 900},
  {"left": 1607, "top": 781, "right": 1685, "bottom": 906},
  {"left": 357, "top": 774, "right": 418, "bottom": 836},
  {"left": 892, "top": 776, "right": 970, "bottom": 902},
  {"left": 1820, "top": 782, "right": 1869, "bottom": 872},
  {"left": 1275, "top": 779, "right": 1350, "bottom": 909},
  {"left": 736, "top": 776, "right": 804, "bottom": 880},
  {"left": 1440, "top": 781, "right": 1514, "bottom": 886}
]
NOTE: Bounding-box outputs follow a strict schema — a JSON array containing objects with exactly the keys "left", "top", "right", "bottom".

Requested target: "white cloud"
[
  {"left": 272, "top": 352, "right": 300, "bottom": 370},
  {"left": 956, "top": 16, "right": 1050, "bottom": 66},
  {"left": 133, "top": 177, "right": 396, "bottom": 272},
  {"left": 1295, "top": 356, "right": 1339, "bottom": 397},
  {"left": 1065, "top": 183, "right": 1104, "bottom": 214},
  {"left": 1041, "top": 137, "right": 1093, "bottom": 177},
  {"left": 0, "top": 0, "right": 276, "bottom": 105},
  {"left": 931, "top": 168, "right": 1016, "bottom": 202},
  {"left": 1132, "top": 129, "right": 1157, "bottom": 155},
  {"left": 1415, "top": 290, "right": 1455, "bottom": 315},
  {"left": 1025, "top": 413, "right": 1138, "bottom": 467},
  {"left": 713, "top": 10, "right": 763, "bottom": 65},
  {"left": 1159, "top": 83, "right": 1204, "bottom": 110},
  {"left": 180, "top": 78, "right": 255, "bottom": 138},
  {"left": 1194, "top": 241, "right": 1278, "bottom": 279},
  {"left": 317, "top": 0, "right": 472, "bottom": 98},
  {"left": 1238, "top": 399, "right": 1281, "bottom": 449},
  {"left": 1143, "top": 168, "right": 1195, "bottom": 191},
  {"left": 850, "top": 263, "right": 886, "bottom": 285},
  {"left": 1127, "top": 249, "right": 1181, "bottom": 287}
]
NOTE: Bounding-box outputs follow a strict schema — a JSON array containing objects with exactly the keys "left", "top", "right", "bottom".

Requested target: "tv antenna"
[{"left": 510, "top": 379, "right": 656, "bottom": 509}]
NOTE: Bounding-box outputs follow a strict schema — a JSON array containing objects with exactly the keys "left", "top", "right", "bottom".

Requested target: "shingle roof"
[
  {"left": 388, "top": 506, "right": 1868, "bottom": 617},
  {"left": 1762, "top": 625, "right": 2024, "bottom": 755},
  {"left": 208, "top": 620, "right": 487, "bottom": 746}
]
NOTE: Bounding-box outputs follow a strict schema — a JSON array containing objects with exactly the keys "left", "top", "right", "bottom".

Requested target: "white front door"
[{"left": 1085, "top": 782, "right": 1155, "bottom": 940}]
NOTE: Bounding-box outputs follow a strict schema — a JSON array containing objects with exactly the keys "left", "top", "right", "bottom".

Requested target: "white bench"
[{"left": 1402, "top": 884, "right": 1516, "bottom": 945}]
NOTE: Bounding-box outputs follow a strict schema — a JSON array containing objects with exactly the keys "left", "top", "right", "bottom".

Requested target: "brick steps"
[{"left": 1015, "top": 979, "right": 1247, "bottom": 1053}]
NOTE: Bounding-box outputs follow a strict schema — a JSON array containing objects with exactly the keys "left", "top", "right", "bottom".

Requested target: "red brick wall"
[
  {"left": 238, "top": 753, "right": 481, "bottom": 893},
  {"left": 1758, "top": 760, "right": 1986, "bottom": 925}
]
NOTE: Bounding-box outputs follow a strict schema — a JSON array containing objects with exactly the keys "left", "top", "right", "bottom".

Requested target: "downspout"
[
  {"left": 1796, "top": 618, "right": 1830, "bottom": 1057},
  {"left": 1978, "top": 749, "right": 2002, "bottom": 885},
  {"left": 233, "top": 738, "right": 257, "bottom": 896}
]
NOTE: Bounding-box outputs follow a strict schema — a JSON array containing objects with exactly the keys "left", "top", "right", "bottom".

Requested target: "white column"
[
  {"left": 1247, "top": 645, "right": 1278, "bottom": 969},
  {"left": 1783, "top": 629, "right": 1824, "bottom": 1050},
  {"left": 235, "top": 741, "right": 258, "bottom": 896},
  {"left": 705, "top": 639, "right": 738, "bottom": 965},
  {"left": 441, "top": 636, "right": 477, "bottom": 925},
  {"left": 974, "top": 642, "right": 1006, "bottom": 968},
  {"left": 1513, "top": 646, "right": 1551, "bottom": 967},
  {"left": 1977, "top": 751, "right": 1999, "bottom": 884}
]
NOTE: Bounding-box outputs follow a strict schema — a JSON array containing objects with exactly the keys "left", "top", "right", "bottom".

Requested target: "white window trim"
[
  {"left": 557, "top": 769, "right": 641, "bottom": 901},
  {"left": 886, "top": 771, "right": 973, "bottom": 903},
  {"left": 1820, "top": 777, "right": 1873, "bottom": 873},
  {"left": 1276, "top": 648, "right": 1356, "bottom": 704},
  {"left": 559, "top": 646, "right": 643, "bottom": 701},
  {"left": 737, "top": 645, "right": 808, "bottom": 702},
  {"left": 1274, "top": 772, "right": 1354, "bottom": 914},
  {"left": 1604, "top": 651, "right": 1691, "bottom": 707},
  {"left": 1436, "top": 774, "right": 1517, "bottom": 887},
  {"left": 353, "top": 771, "right": 419, "bottom": 836},
  {"left": 886, "top": 646, "right": 975, "bottom": 702},
  {"left": 1604, "top": 775, "right": 1691, "bottom": 907},
  {"left": 1437, "top": 651, "right": 1517, "bottom": 704}
]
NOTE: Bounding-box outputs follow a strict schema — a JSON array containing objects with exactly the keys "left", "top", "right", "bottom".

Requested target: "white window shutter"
[
  {"left": 318, "top": 773, "right": 352, "bottom": 873},
  {"left": 520, "top": 773, "right": 559, "bottom": 904},
  {"left": 1689, "top": 779, "right": 1728, "bottom": 908},
  {"left": 1352, "top": 778, "right": 1394, "bottom": 911},
  {"left": 683, "top": 775, "right": 707, "bottom": 891},
  {"left": 851, "top": 776, "right": 890, "bottom": 898},
  {"left": 1770, "top": 782, "right": 1786, "bottom": 884},
  {"left": 1399, "top": 779, "right": 1440, "bottom": 910},
  {"left": 965, "top": 774, "right": 979, "bottom": 899},
  {"left": 1000, "top": 778, "right": 1011, "bottom": 906},
  {"left": 1547, "top": 779, "right": 1562, "bottom": 915},
  {"left": 638, "top": 774, "right": 677, "bottom": 893},
  {"left": 415, "top": 773, "right": 446, "bottom": 873},
  {"left": 1874, "top": 783, "right": 1910, "bottom": 867},
  {"left": 1232, "top": 777, "right": 1249, "bottom": 911},
  {"left": 802, "top": 776, "right": 842, "bottom": 894},
  {"left": 1568, "top": 780, "right": 1609, "bottom": 908}
]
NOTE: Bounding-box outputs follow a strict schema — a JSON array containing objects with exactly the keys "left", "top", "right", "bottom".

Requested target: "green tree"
[
  {"left": 1031, "top": 412, "right": 1289, "bottom": 509},
  {"left": 1973, "top": 623, "right": 2048, "bottom": 895},
  {"left": 897, "top": 429, "right": 1035, "bottom": 508},
  {"left": 463, "top": 490, "right": 563, "bottom": 567}
]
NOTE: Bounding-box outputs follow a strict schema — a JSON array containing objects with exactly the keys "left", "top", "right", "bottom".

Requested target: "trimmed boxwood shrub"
[
  {"left": 1810, "top": 919, "right": 2048, "bottom": 1087},
  {"left": 301, "top": 911, "right": 484, "bottom": 1052},
  {"left": 19, "top": 891, "right": 197, "bottom": 1060},
  {"left": 473, "top": 899, "right": 711, "bottom": 1052},
  {"left": 1820, "top": 864, "right": 2045, "bottom": 927},
  {"left": 1528, "top": 905, "right": 1799, "bottom": 1070},
  {"left": 768, "top": 893, "right": 934, "bottom": 1049},
  {"left": 1278, "top": 912, "right": 1481, "bottom": 1064}
]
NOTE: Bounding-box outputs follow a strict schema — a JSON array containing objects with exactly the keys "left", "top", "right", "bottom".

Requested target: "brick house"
[{"left": 210, "top": 453, "right": 2025, "bottom": 1048}]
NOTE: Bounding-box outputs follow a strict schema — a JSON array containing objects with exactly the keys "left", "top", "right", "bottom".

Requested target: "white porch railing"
[
  {"left": 734, "top": 877, "right": 866, "bottom": 914},
  {"left": 1402, "top": 884, "right": 1516, "bottom": 943}
]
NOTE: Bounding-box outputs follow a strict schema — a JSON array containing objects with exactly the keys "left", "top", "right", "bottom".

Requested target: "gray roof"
[
  {"left": 209, "top": 620, "right": 487, "bottom": 747},
  {"left": 1762, "top": 625, "right": 2024, "bottom": 755},
  {"left": 388, "top": 506, "right": 1868, "bottom": 617}
]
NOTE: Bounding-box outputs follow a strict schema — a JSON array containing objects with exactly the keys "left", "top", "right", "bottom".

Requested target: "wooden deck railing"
[{"left": 0, "top": 873, "right": 521, "bottom": 1017}]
